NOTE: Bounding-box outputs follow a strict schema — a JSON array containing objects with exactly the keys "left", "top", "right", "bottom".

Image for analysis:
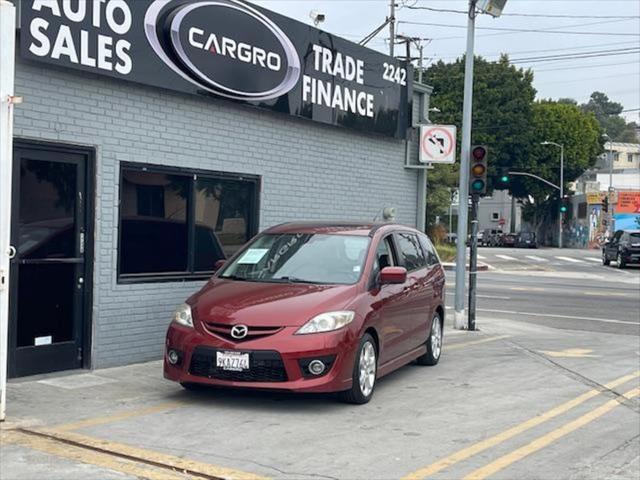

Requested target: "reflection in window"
[
  {"left": 195, "top": 178, "right": 255, "bottom": 270},
  {"left": 396, "top": 233, "right": 427, "bottom": 271},
  {"left": 118, "top": 166, "right": 258, "bottom": 280}
]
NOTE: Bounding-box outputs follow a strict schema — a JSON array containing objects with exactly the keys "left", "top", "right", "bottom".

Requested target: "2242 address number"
[{"left": 383, "top": 63, "right": 407, "bottom": 86}]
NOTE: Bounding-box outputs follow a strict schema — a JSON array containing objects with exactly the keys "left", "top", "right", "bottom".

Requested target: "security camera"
[{"left": 309, "top": 10, "right": 326, "bottom": 26}]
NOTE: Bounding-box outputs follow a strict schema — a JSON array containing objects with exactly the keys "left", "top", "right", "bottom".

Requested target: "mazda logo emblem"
[{"left": 230, "top": 325, "right": 249, "bottom": 339}]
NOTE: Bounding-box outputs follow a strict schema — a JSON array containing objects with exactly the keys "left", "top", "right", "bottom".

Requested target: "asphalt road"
[{"left": 446, "top": 247, "right": 640, "bottom": 336}]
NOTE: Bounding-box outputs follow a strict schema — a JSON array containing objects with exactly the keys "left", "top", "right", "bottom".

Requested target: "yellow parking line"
[
  {"left": 32, "top": 428, "right": 269, "bottom": 480},
  {"left": 1, "top": 430, "right": 196, "bottom": 480},
  {"left": 55, "top": 401, "right": 186, "bottom": 432},
  {"left": 401, "top": 370, "right": 640, "bottom": 480},
  {"left": 446, "top": 335, "right": 511, "bottom": 351},
  {"left": 464, "top": 387, "right": 640, "bottom": 480}
]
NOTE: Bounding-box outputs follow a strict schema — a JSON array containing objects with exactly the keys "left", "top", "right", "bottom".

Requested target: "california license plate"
[{"left": 216, "top": 351, "right": 250, "bottom": 371}]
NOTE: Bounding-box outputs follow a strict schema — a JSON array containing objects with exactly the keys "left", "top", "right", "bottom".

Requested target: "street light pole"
[
  {"left": 453, "top": 0, "right": 477, "bottom": 330},
  {"left": 541, "top": 141, "right": 564, "bottom": 248}
]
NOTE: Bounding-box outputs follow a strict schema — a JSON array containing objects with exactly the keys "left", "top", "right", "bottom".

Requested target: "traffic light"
[
  {"left": 602, "top": 195, "right": 609, "bottom": 213},
  {"left": 560, "top": 199, "right": 570, "bottom": 214},
  {"left": 469, "top": 145, "right": 488, "bottom": 196},
  {"left": 497, "top": 167, "right": 510, "bottom": 188}
]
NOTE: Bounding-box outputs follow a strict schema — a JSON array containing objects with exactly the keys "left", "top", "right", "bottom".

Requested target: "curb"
[{"left": 442, "top": 262, "right": 490, "bottom": 271}]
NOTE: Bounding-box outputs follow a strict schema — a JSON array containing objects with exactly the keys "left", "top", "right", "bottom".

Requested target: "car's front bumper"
[{"left": 163, "top": 322, "right": 359, "bottom": 393}]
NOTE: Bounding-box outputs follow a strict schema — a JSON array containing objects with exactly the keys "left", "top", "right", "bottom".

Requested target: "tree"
[
  {"left": 518, "top": 101, "right": 603, "bottom": 229},
  {"left": 423, "top": 55, "right": 536, "bottom": 228},
  {"left": 581, "top": 91, "right": 637, "bottom": 141}
]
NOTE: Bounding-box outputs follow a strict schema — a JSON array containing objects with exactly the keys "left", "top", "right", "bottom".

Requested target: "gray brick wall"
[{"left": 14, "top": 58, "right": 423, "bottom": 368}]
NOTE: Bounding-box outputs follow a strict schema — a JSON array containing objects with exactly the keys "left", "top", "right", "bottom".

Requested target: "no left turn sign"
[{"left": 419, "top": 125, "right": 457, "bottom": 164}]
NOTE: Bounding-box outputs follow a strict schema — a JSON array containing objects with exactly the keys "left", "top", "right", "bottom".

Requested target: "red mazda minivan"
[{"left": 164, "top": 222, "right": 446, "bottom": 404}]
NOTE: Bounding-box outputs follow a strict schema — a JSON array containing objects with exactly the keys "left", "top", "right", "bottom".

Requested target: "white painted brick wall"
[{"left": 14, "top": 59, "right": 423, "bottom": 368}]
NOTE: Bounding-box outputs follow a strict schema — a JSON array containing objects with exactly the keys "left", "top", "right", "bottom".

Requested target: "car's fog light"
[
  {"left": 308, "top": 359, "right": 326, "bottom": 375},
  {"left": 167, "top": 349, "right": 180, "bottom": 365}
]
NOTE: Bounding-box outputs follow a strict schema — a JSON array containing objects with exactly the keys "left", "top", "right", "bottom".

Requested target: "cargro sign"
[{"left": 19, "top": 0, "right": 412, "bottom": 138}]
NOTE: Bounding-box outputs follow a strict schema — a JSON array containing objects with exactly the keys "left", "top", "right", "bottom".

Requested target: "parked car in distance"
[
  {"left": 500, "top": 233, "right": 517, "bottom": 248},
  {"left": 164, "top": 222, "right": 446, "bottom": 404},
  {"left": 516, "top": 232, "right": 538, "bottom": 248},
  {"left": 602, "top": 229, "right": 640, "bottom": 268},
  {"left": 481, "top": 229, "right": 502, "bottom": 247}
]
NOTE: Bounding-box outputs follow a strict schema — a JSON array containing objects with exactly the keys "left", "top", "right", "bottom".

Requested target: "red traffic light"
[{"left": 472, "top": 146, "right": 487, "bottom": 160}]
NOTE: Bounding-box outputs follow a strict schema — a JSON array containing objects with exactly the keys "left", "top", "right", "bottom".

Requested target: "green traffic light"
[
  {"left": 471, "top": 179, "right": 485, "bottom": 191},
  {"left": 500, "top": 175, "right": 509, "bottom": 183},
  {"left": 560, "top": 206, "right": 567, "bottom": 213}
]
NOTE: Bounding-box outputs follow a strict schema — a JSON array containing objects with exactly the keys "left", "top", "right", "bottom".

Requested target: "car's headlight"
[
  {"left": 295, "top": 311, "right": 355, "bottom": 335},
  {"left": 173, "top": 303, "right": 193, "bottom": 328}
]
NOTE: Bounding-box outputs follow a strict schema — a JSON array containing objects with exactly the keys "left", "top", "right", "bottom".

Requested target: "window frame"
[
  {"left": 117, "top": 162, "right": 260, "bottom": 284},
  {"left": 368, "top": 234, "right": 398, "bottom": 289}
]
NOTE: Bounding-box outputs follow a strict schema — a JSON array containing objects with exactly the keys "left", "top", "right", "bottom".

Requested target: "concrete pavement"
[{"left": 1, "top": 315, "right": 638, "bottom": 480}]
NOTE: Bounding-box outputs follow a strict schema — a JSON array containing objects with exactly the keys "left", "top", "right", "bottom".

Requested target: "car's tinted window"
[
  {"left": 396, "top": 233, "right": 427, "bottom": 271},
  {"left": 418, "top": 234, "right": 440, "bottom": 266}
]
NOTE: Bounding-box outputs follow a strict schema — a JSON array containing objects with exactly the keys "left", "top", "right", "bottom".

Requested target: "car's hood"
[{"left": 189, "top": 278, "right": 358, "bottom": 327}]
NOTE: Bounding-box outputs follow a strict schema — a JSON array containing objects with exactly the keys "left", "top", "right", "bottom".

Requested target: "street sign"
[{"left": 419, "top": 125, "right": 456, "bottom": 164}]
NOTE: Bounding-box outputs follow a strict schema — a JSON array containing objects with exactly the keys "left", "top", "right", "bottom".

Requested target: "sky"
[{"left": 257, "top": 0, "right": 640, "bottom": 124}]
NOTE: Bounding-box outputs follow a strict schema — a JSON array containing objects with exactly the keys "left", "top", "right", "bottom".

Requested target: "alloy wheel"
[
  {"left": 431, "top": 316, "right": 442, "bottom": 360},
  {"left": 358, "top": 341, "right": 377, "bottom": 397}
]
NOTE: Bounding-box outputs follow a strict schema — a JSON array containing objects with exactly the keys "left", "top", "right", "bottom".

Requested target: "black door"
[{"left": 9, "top": 143, "right": 92, "bottom": 377}]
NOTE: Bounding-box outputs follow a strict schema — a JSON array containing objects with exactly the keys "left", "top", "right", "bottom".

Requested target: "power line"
[
  {"left": 534, "top": 60, "right": 640, "bottom": 73},
  {"left": 510, "top": 48, "right": 640, "bottom": 64},
  {"left": 535, "top": 72, "right": 640, "bottom": 85},
  {"left": 403, "top": 5, "right": 640, "bottom": 19},
  {"left": 622, "top": 108, "right": 640, "bottom": 112},
  {"left": 398, "top": 20, "right": 640, "bottom": 37}
]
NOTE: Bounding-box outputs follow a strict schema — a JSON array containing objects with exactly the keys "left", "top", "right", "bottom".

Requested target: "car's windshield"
[{"left": 219, "top": 233, "right": 371, "bottom": 284}]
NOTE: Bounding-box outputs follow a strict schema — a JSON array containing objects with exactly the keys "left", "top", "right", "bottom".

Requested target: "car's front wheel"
[
  {"left": 339, "top": 333, "right": 377, "bottom": 404},
  {"left": 617, "top": 252, "right": 626, "bottom": 269},
  {"left": 416, "top": 312, "right": 442, "bottom": 366},
  {"left": 602, "top": 251, "right": 610, "bottom": 266}
]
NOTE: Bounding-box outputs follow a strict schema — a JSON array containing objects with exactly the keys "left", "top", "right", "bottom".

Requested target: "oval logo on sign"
[{"left": 144, "top": 0, "right": 301, "bottom": 101}]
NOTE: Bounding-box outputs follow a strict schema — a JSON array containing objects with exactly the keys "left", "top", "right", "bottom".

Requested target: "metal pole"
[
  {"left": 454, "top": 0, "right": 477, "bottom": 330},
  {"left": 608, "top": 142, "right": 615, "bottom": 235},
  {"left": 559, "top": 145, "right": 564, "bottom": 248},
  {"left": 0, "top": 0, "right": 17, "bottom": 422},
  {"left": 468, "top": 195, "right": 479, "bottom": 330},
  {"left": 389, "top": 0, "right": 395, "bottom": 57},
  {"left": 417, "top": 45, "right": 424, "bottom": 83}
]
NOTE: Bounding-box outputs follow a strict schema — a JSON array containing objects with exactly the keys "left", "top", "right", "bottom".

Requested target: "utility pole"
[
  {"left": 389, "top": 0, "right": 396, "bottom": 57},
  {"left": 453, "top": 0, "right": 477, "bottom": 330},
  {"left": 0, "top": 0, "right": 17, "bottom": 422},
  {"left": 417, "top": 44, "right": 424, "bottom": 83},
  {"left": 608, "top": 141, "right": 615, "bottom": 236},
  {"left": 541, "top": 141, "right": 564, "bottom": 248}
]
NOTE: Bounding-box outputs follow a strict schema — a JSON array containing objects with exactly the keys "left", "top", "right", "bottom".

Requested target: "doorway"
[{"left": 9, "top": 141, "right": 94, "bottom": 377}]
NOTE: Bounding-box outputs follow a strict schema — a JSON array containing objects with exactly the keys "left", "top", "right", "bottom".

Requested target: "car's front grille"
[
  {"left": 201, "top": 322, "right": 283, "bottom": 342},
  {"left": 189, "top": 347, "right": 288, "bottom": 382}
]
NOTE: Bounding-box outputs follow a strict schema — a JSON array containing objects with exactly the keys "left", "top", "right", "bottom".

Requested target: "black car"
[
  {"left": 516, "top": 232, "right": 538, "bottom": 248},
  {"left": 602, "top": 230, "right": 640, "bottom": 268}
]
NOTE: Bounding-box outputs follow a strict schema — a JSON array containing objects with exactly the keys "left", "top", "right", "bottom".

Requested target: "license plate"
[{"left": 216, "top": 351, "right": 249, "bottom": 372}]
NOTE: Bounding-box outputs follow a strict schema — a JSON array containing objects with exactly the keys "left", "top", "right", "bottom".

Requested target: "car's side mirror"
[
  {"left": 379, "top": 266, "right": 407, "bottom": 284},
  {"left": 213, "top": 259, "right": 226, "bottom": 271}
]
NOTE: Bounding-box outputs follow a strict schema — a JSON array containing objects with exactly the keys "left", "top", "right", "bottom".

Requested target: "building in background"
[{"left": 476, "top": 189, "right": 522, "bottom": 236}]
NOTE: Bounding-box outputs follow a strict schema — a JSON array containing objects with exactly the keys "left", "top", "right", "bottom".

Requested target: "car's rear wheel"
[
  {"left": 339, "top": 333, "right": 377, "bottom": 404},
  {"left": 602, "top": 251, "right": 610, "bottom": 266},
  {"left": 416, "top": 312, "right": 442, "bottom": 366},
  {"left": 617, "top": 252, "right": 626, "bottom": 269}
]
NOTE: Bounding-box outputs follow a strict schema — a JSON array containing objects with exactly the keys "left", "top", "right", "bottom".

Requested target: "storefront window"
[{"left": 118, "top": 165, "right": 259, "bottom": 282}]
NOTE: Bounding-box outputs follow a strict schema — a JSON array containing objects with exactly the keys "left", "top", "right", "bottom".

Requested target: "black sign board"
[{"left": 20, "top": 0, "right": 412, "bottom": 138}]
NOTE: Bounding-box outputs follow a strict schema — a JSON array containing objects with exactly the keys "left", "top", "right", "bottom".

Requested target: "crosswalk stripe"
[
  {"left": 525, "top": 255, "right": 548, "bottom": 262},
  {"left": 477, "top": 255, "right": 486, "bottom": 260},
  {"left": 585, "top": 257, "right": 601, "bottom": 263},
  {"left": 555, "top": 256, "right": 585, "bottom": 263},
  {"left": 495, "top": 254, "right": 516, "bottom": 261}
]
